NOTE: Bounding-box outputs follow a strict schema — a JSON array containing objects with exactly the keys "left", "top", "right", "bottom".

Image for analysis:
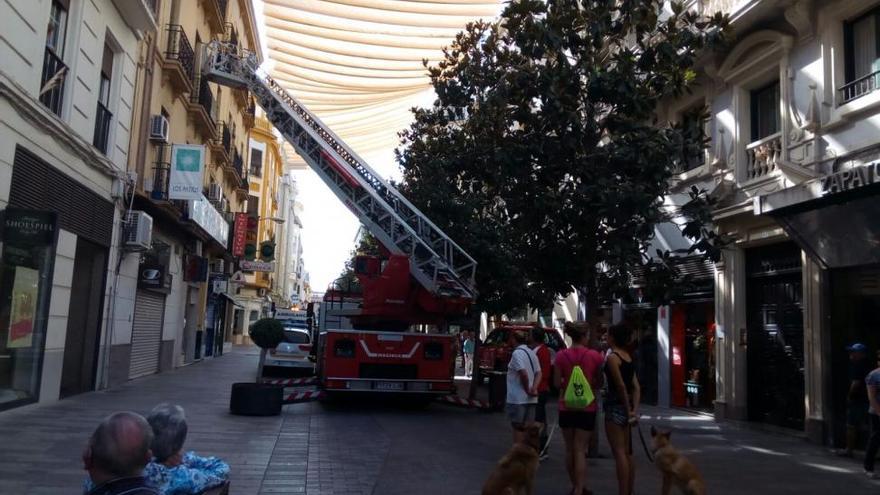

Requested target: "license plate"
[{"left": 374, "top": 381, "right": 404, "bottom": 391}]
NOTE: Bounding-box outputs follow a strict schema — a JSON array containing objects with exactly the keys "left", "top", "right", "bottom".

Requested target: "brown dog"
[
  {"left": 650, "top": 426, "right": 706, "bottom": 495},
  {"left": 482, "top": 423, "right": 541, "bottom": 495}
]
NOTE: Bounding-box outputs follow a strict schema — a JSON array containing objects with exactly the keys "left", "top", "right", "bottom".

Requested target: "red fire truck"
[
  {"left": 202, "top": 42, "right": 478, "bottom": 400},
  {"left": 315, "top": 252, "right": 470, "bottom": 397}
]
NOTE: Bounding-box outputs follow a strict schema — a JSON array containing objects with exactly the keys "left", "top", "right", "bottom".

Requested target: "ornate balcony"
[
  {"left": 163, "top": 25, "right": 194, "bottom": 93},
  {"left": 187, "top": 76, "right": 217, "bottom": 138},
  {"left": 242, "top": 96, "right": 256, "bottom": 128},
  {"left": 745, "top": 132, "right": 781, "bottom": 181},
  {"left": 210, "top": 121, "right": 232, "bottom": 166},
  {"left": 150, "top": 162, "right": 171, "bottom": 201},
  {"left": 40, "top": 47, "right": 67, "bottom": 116}
]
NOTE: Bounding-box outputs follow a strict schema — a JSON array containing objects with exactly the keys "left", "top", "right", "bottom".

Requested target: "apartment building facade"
[
  {"left": 645, "top": 0, "right": 880, "bottom": 446},
  {"left": 121, "top": 0, "right": 263, "bottom": 380},
  {"left": 0, "top": 0, "right": 154, "bottom": 410}
]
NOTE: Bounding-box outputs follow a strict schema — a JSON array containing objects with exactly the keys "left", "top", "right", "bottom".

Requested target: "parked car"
[
  {"left": 477, "top": 324, "right": 567, "bottom": 375},
  {"left": 263, "top": 326, "right": 314, "bottom": 377}
]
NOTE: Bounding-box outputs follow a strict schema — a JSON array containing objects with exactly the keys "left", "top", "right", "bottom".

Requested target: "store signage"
[
  {"left": 232, "top": 213, "right": 248, "bottom": 257},
  {"left": 821, "top": 161, "right": 880, "bottom": 195},
  {"left": 3, "top": 208, "right": 57, "bottom": 246},
  {"left": 240, "top": 259, "right": 275, "bottom": 272},
  {"left": 188, "top": 196, "right": 229, "bottom": 248},
  {"left": 138, "top": 262, "right": 166, "bottom": 289},
  {"left": 169, "top": 144, "right": 205, "bottom": 200}
]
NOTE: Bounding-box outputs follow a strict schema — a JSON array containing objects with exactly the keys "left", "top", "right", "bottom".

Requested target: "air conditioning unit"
[
  {"left": 124, "top": 211, "right": 153, "bottom": 251},
  {"left": 208, "top": 183, "right": 223, "bottom": 202},
  {"left": 149, "top": 115, "right": 169, "bottom": 143}
]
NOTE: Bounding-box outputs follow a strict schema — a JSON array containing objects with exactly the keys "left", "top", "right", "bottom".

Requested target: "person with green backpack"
[{"left": 554, "top": 321, "right": 605, "bottom": 495}]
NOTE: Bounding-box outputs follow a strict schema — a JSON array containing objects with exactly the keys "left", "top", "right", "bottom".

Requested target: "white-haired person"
[{"left": 143, "top": 403, "right": 229, "bottom": 495}]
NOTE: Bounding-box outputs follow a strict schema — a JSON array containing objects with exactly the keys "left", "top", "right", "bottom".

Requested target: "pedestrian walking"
[
  {"left": 528, "top": 325, "right": 553, "bottom": 459},
  {"left": 604, "top": 323, "right": 641, "bottom": 495},
  {"left": 463, "top": 330, "right": 475, "bottom": 378},
  {"left": 82, "top": 412, "right": 158, "bottom": 495},
  {"left": 554, "top": 322, "right": 604, "bottom": 495},
  {"left": 864, "top": 350, "right": 880, "bottom": 479},
  {"left": 506, "top": 331, "right": 541, "bottom": 444},
  {"left": 838, "top": 343, "right": 870, "bottom": 458}
]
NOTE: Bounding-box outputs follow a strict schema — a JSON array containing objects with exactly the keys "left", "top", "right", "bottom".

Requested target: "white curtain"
[{"left": 852, "top": 15, "right": 877, "bottom": 79}]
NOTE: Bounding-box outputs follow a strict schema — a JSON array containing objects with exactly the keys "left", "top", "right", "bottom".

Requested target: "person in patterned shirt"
[{"left": 142, "top": 404, "right": 229, "bottom": 495}]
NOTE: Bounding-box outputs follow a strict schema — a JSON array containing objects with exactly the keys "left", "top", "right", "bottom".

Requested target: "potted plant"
[{"left": 229, "top": 318, "right": 285, "bottom": 416}]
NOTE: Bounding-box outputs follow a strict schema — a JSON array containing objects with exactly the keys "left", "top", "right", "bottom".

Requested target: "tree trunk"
[{"left": 256, "top": 347, "right": 267, "bottom": 382}]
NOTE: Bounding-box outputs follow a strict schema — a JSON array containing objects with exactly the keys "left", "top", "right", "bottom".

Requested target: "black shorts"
[
  {"left": 558, "top": 410, "right": 597, "bottom": 431},
  {"left": 535, "top": 392, "right": 548, "bottom": 423}
]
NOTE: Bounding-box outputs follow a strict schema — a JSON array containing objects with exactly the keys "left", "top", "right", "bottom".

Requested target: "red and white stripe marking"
[
  {"left": 262, "top": 377, "right": 318, "bottom": 386},
  {"left": 283, "top": 390, "right": 325, "bottom": 404},
  {"left": 437, "top": 395, "right": 490, "bottom": 409}
]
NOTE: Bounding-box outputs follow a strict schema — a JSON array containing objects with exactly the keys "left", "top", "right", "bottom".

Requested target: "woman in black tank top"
[{"left": 603, "top": 323, "right": 641, "bottom": 495}]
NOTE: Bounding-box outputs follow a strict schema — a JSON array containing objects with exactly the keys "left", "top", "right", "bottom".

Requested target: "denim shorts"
[{"left": 506, "top": 403, "right": 536, "bottom": 427}]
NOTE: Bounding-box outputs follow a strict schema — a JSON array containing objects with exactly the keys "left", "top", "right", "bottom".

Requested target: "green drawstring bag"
[{"left": 563, "top": 363, "right": 595, "bottom": 410}]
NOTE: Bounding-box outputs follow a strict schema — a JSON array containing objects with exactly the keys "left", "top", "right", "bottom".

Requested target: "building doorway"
[
  {"left": 60, "top": 238, "right": 107, "bottom": 398},
  {"left": 830, "top": 266, "right": 880, "bottom": 448},
  {"left": 746, "top": 242, "right": 804, "bottom": 430}
]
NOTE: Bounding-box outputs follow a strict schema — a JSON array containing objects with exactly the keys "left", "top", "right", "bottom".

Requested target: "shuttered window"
[{"left": 9, "top": 146, "right": 114, "bottom": 247}]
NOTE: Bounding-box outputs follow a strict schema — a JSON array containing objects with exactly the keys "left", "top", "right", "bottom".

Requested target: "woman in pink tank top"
[{"left": 554, "top": 322, "right": 604, "bottom": 495}]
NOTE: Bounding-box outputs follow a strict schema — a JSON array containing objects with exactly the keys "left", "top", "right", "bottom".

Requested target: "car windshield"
[
  {"left": 283, "top": 330, "right": 310, "bottom": 344},
  {"left": 485, "top": 330, "right": 509, "bottom": 345}
]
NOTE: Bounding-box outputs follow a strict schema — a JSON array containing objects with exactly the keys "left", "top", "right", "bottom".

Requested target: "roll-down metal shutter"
[{"left": 129, "top": 290, "right": 166, "bottom": 379}]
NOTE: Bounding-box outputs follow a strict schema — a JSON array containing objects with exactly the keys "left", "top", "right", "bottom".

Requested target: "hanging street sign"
[{"left": 169, "top": 144, "right": 205, "bottom": 200}]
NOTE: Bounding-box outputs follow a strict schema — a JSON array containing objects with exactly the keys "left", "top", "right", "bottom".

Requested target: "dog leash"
[
  {"left": 540, "top": 422, "right": 558, "bottom": 457},
  {"left": 635, "top": 423, "right": 655, "bottom": 464}
]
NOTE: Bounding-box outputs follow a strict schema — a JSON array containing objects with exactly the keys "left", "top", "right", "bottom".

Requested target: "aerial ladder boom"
[{"left": 202, "top": 42, "right": 476, "bottom": 301}]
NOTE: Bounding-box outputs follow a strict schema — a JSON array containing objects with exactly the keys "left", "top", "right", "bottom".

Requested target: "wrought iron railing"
[
  {"left": 40, "top": 47, "right": 67, "bottom": 116},
  {"left": 93, "top": 101, "right": 113, "bottom": 154},
  {"left": 233, "top": 149, "right": 247, "bottom": 185},
  {"left": 215, "top": 121, "right": 232, "bottom": 155},
  {"left": 165, "top": 25, "right": 195, "bottom": 82},
  {"left": 191, "top": 76, "right": 215, "bottom": 127},
  {"left": 839, "top": 70, "right": 880, "bottom": 104},
  {"left": 151, "top": 162, "right": 171, "bottom": 201}
]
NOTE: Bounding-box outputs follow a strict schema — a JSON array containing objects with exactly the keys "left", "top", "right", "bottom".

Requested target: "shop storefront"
[
  {"left": 757, "top": 145, "right": 880, "bottom": 443},
  {"left": 0, "top": 208, "right": 58, "bottom": 409}
]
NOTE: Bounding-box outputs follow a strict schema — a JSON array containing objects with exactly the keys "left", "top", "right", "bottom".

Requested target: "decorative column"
[{"left": 802, "top": 251, "right": 829, "bottom": 444}]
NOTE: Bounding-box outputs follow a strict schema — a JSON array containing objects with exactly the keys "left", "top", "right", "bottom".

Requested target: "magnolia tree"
[{"left": 396, "top": 0, "right": 730, "bottom": 318}]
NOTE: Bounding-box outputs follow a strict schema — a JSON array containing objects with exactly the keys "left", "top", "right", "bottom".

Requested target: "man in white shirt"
[{"left": 506, "top": 331, "right": 541, "bottom": 443}]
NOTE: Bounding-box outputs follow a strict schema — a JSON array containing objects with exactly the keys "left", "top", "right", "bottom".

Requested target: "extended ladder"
[{"left": 202, "top": 42, "right": 476, "bottom": 299}]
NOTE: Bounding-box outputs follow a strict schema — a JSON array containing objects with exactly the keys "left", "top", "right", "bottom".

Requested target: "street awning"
[
  {"left": 755, "top": 162, "right": 880, "bottom": 269},
  {"left": 218, "top": 292, "right": 245, "bottom": 308}
]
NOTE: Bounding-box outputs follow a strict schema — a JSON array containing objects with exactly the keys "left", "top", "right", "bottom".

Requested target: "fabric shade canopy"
[{"left": 263, "top": 0, "right": 502, "bottom": 155}]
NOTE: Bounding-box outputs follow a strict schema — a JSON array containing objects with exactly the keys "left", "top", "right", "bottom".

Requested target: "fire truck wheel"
[{"left": 229, "top": 382, "right": 283, "bottom": 416}]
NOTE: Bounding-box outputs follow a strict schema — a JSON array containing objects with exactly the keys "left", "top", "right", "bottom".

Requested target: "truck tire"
[{"left": 229, "top": 382, "right": 283, "bottom": 416}]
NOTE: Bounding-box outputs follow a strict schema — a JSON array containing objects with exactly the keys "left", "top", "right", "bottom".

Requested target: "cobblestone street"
[{"left": 0, "top": 347, "right": 875, "bottom": 494}]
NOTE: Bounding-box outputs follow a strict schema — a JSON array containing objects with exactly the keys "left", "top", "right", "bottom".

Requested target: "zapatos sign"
[{"left": 821, "top": 161, "right": 880, "bottom": 195}]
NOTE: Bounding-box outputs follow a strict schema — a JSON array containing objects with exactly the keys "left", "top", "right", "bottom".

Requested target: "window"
[
  {"left": 247, "top": 196, "right": 260, "bottom": 218},
  {"left": 40, "top": 0, "right": 69, "bottom": 115},
  {"left": 750, "top": 81, "right": 780, "bottom": 142},
  {"left": 46, "top": 0, "right": 68, "bottom": 56},
  {"left": 93, "top": 42, "right": 114, "bottom": 154},
  {"left": 842, "top": 7, "right": 880, "bottom": 102},
  {"left": 250, "top": 148, "right": 263, "bottom": 177},
  {"left": 679, "top": 106, "right": 707, "bottom": 172}
]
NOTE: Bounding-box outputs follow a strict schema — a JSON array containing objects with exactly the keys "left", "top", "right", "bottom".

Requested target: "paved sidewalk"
[{"left": 0, "top": 347, "right": 877, "bottom": 494}]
